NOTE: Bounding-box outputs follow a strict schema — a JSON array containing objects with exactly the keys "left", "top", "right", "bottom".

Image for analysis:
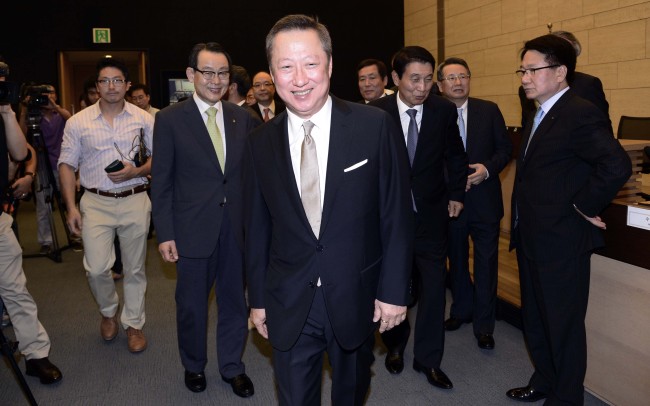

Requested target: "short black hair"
[
  {"left": 130, "top": 83, "right": 151, "bottom": 96},
  {"left": 357, "top": 59, "right": 387, "bottom": 79},
  {"left": 520, "top": 34, "right": 576, "bottom": 83},
  {"left": 437, "top": 57, "right": 471, "bottom": 81},
  {"left": 229, "top": 65, "right": 251, "bottom": 97},
  {"left": 392, "top": 46, "right": 436, "bottom": 79},
  {"left": 188, "top": 42, "right": 232, "bottom": 70},
  {"left": 266, "top": 14, "right": 332, "bottom": 69},
  {"left": 96, "top": 57, "right": 130, "bottom": 82}
]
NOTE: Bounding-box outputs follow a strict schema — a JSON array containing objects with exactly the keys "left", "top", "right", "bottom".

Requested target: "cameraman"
[
  {"left": 19, "top": 84, "right": 71, "bottom": 254},
  {"left": 0, "top": 64, "right": 63, "bottom": 384}
]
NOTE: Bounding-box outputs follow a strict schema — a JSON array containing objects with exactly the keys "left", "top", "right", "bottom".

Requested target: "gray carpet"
[{"left": 0, "top": 201, "right": 608, "bottom": 405}]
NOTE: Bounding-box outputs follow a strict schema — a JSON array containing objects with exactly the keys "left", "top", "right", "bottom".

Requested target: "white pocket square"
[{"left": 344, "top": 159, "right": 368, "bottom": 172}]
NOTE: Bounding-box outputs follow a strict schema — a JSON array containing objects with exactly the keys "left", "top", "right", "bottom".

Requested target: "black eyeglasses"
[
  {"left": 515, "top": 65, "right": 560, "bottom": 78},
  {"left": 193, "top": 67, "right": 230, "bottom": 81},
  {"left": 97, "top": 78, "right": 127, "bottom": 87}
]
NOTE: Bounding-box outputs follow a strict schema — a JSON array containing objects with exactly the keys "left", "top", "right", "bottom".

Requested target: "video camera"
[{"left": 0, "top": 83, "right": 51, "bottom": 109}]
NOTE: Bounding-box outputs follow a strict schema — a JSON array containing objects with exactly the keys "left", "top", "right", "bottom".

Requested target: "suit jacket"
[
  {"left": 243, "top": 96, "right": 413, "bottom": 351},
  {"left": 371, "top": 93, "right": 468, "bottom": 241},
  {"left": 151, "top": 98, "right": 259, "bottom": 258},
  {"left": 251, "top": 98, "right": 286, "bottom": 122},
  {"left": 464, "top": 97, "right": 512, "bottom": 223},
  {"left": 510, "top": 90, "right": 631, "bottom": 260},
  {"left": 520, "top": 71, "right": 610, "bottom": 129}
]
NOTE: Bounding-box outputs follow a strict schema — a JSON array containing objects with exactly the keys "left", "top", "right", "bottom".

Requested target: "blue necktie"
[
  {"left": 457, "top": 107, "right": 466, "bottom": 150},
  {"left": 406, "top": 109, "right": 418, "bottom": 166},
  {"left": 525, "top": 107, "right": 544, "bottom": 156}
]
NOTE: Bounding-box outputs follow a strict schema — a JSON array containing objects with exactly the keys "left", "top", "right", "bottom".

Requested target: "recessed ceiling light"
[{"left": 105, "top": 54, "right": 112, "bottom": 58}]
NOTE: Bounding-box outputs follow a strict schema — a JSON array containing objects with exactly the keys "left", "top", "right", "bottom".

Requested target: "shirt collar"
[
  {"left": 193, "top": 93, "right": 222, "bottom": 114},
  {"left": 395, "top": 91, "right": 423, "bottom": 117}
]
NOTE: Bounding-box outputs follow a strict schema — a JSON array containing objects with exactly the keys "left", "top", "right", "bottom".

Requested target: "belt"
[{"left": 86, "top": 184, "right": 149, "bottom": 198}]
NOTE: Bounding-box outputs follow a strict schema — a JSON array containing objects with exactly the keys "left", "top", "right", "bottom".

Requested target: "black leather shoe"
[
  {"left": 222, "top": 373, "right": 254, "bottom": 398},
  {"left": 184, "top": 370, "right": 206, "bottom": 393},
  {"left": 506, "top": 385, "right": 546, "bottom": 402},
  {"left": 477, "top": 333, "right": 495, "bottom": 350},
  {"left": 444, "top": 317, "right": 470, "bottom": 331},
  {"left": 384, "top": 352, "right": 404, "bottom": 374},
  {"left": 412, "top": 360, "right": 453, "bottom": 389},
  {"left": 25, "top": 357, "right": 62, "bottom": 384}
]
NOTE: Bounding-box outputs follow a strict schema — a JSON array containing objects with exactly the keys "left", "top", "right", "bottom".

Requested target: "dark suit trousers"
[
  {"left": 175, "top": 209, "right": 248, "bottom": 378},
  {"left": 382, "top": 217, "right": 447, "bottom": 369},
  {"left": 516, "top": 233, "right": 591, "bottom": 406},
  {"left": 447, "top": 211, "right": 499, "bottom": 336},
  {"left": 273, "top": 287, "right": 375, "bottom": 406}
]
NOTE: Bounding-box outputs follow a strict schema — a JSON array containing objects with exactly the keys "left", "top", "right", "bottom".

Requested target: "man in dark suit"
[
  {"left": 250, "top": 71, "right": 286, "bottom": 122},
  {"left": 519, "top": 31, "right": 610, "bottom": 129},
  {"left": 244, "top": 14, "right": 413, "bottom": 405},
  {"left": 224, "top": 65, "right": 263, "bottom": 122},
  {"left": 507, "top": 35, "right": 631, "bottom": 405},
  {"left": 436, "top": 57, "right": 512, "bottom": 350},
  {"left": 151, "top": 42, "right": 257, "bottom": 397},
  {"left": 357, "top": 58, "right": 394, "bottom": 103},
  {"left": 372, "top": 46, "right": 468, "bottom": 390}
]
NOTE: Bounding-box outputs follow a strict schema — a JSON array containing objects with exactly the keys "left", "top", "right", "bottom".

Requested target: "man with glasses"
[
  {"left": 59, "top": 57, "right": 154, "bottom": 354},
  {"left": 151, "top": 42, "right": 257, "bottom": 397},
  {"left": 250, "top": 71, "right": 285, "bottom": 122},
  {"left": 507, "top": 35, "right": 631, "bottom": 404},
  {"left": 436, "top": 57, "right": 511, "bottom": 350}
]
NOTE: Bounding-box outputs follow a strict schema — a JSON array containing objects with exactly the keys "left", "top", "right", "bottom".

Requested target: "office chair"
[{"left": 617, "top": 116, "right": 650, "bottom": 174}]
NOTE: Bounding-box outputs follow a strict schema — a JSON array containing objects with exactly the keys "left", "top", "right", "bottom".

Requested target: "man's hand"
[
  {"left": 11, "top": 176, "right": 32, "bottom": 199},
  {"left": 466, "top": 163, "right": 488, "bottom": 191},
  {"left": 448, "top": 200, "right": 463, "bottom": 217},
  {"left": 373, "top": 299, "right": 407, "bottom": 333},
  {"left": 106, "top": 161, "right": 140, "bottom": 184},
  {"left": 573, "top": 204, "right": 607, "bottom": 230},
  {"left": 250, "top": 308, "right": 268, "bottom": 339},
  {"left": 158, "top": 240, "right": 178, "bottom": 262},
  {"left": 66, "top": 206, "right": 83, "bottom": 236}
]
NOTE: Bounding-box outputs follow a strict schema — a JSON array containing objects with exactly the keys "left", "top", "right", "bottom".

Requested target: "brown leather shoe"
[
  {"left": 126, "top": 327, "right": 147, "bottom": 353},
  {"left": 100, "top": 314, "right": 119, "bottom": 341}
]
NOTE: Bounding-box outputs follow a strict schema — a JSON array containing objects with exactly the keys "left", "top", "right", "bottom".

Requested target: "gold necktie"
[
  {"left": 300, "top": 120, "right": 321, "bottom": 237},
  {"left": 206, "top": 107, "right": 225, "bottom": 172}
]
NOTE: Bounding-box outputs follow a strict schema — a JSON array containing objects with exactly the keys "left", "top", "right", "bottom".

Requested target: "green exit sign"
[{"left": 93, "top": 28, "right": 111, "bottom": 44}]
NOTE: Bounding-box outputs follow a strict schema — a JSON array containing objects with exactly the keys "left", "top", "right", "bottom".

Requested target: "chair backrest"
[{"left": 617, "top": 116, "right": 650, "bottom": 140}]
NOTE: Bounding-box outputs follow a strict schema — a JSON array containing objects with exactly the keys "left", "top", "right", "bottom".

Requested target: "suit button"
[
  {"left": 316, "top": 244, "right": 324, "bottom": 252},
  {"left": 308, "top": 281, "right": 315, "bottom": 288}
]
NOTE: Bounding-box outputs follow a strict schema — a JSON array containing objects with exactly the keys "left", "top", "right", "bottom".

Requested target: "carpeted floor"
[{"left": 0, "top": 201, "right": 608, "bottom": 405}]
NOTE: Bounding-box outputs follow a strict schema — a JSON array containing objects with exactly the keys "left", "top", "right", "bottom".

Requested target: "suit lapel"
[
  {"left": 184, "top": 98, "right": 221, "bottom": 172},
  {"left": 268, "top": 113, "right": 310, "bottom": 229},
  {"left": 320, "top": 97, "right": 352, "bottom": 237},
  {"left": 523, "top": 90, "right": 572, "bottom": 163},
  {"left": 222, "top": 102, "right": 240, "bottom": 175},
  {"left": 466, "top": 98, "right": 478, "bottom": 154}
]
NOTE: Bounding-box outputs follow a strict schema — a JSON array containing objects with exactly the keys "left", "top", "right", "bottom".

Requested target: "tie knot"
[
  {"left": 406, "top": 109, "right": 417, "bottom": 119},
  {"left": 264, "top": 108, "right": 270, "bottom": 114},
  {"left": 535, "top": 107, "right": 544, "bottom": 119},
  {"left": 206, "top": 106, "right": 217, "bottom": 117},
  {"left": 457, "top": 107, "right": 463, "bottom": 115},
  {"left": 303, "top": 120, "right": 315, "bottom": 137}
]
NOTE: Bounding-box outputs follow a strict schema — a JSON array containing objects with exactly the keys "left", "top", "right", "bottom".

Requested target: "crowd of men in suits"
[{"left": 1, "top": 13, "right": 633, "bottom": 406}]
